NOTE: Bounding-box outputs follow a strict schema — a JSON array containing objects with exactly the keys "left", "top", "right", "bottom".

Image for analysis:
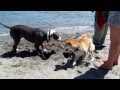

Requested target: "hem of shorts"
[{"left": 107, "top": 23, "right": 120, "bottom": 29}]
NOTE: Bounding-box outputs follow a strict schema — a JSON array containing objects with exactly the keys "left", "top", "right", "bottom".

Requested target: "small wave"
[
  {"left": 0, "top": 26, "right": 93, "bottom": 37},
  {"left": 51, "top": 25, "right": 94, "bottom": 34},
  {"left": 0, "top": 33, "right": 9, "bottom": 37}
]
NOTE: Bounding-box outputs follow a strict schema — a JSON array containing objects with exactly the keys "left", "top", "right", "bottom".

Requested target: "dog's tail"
[{"left": 0, "top": 22, "right": 11, "bottom": 29}]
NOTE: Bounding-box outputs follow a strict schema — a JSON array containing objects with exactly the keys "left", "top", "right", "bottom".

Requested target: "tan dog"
[{"left": 63, "top": 34, "right": 95, "bottom": 66}]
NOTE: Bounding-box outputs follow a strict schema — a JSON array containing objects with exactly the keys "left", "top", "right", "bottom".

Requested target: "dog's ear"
[{"left": 66, "top": 42, "right": 72, "bottom": 47}]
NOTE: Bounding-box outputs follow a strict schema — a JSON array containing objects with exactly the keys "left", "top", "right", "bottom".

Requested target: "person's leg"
[
  {"left": 93, "top": 23, "right": 103, "bottom": 44},
  {"left": 103, "top": 51, "right": 120, "bottom": 66},
  {"left": 94, "top": 25, "right": 120, "bottom": 70},
  {"left": 113, "top": 50, "right": 120, "bottom": 65},
  {"left": 107, "top": 25, "right": 120, "bottom": 66},
  {"left": 102, "top": 25, "right": 120, "bottom": 65},
  {"left": 101, "top": 23, "right": 108, "bottom": 44},
  {"left": 93, "top": 23, "right": 108, "bottom": 45}
]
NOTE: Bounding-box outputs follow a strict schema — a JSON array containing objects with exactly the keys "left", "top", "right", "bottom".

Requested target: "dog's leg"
[
  {"left": 89, "top": 52, "right": 95, "bottom": 61},
  {"left": 41, "top": 44, "right": 48, "bottom": 52},
  {"left": 13, "top": 38, "right": 20, "bottom": 52},
  {"left": 84, "top": 51, "right": 89, "bottom": 60},
  {"left": 72, "top": 52, "right": 81, "bottom": 66},
  {"left": 10, "top": 31, "right": 20, "bottom": 52},
  {"left": 34, "top": 44, "right": 41, "bottom": 52},
  {"left": 81, "top": 51, "right": 88, "bottom": 61},
  {"left": 40, "top": 44, "right": 49, "bottom": 60},
  {"left": 91, "top": 55, "right": 95, "bottom": 62},
  {"left": 73, "top": 56, "right": 80, "bottom": 66},
  {"left": 88, "top": 42, "right": 95, "bottom": 61},
  {"left": 34, "top": 44, "right": 46, "bottom": 59}
]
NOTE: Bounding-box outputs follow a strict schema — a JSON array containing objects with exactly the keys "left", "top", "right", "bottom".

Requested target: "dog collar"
[{"left": 47, "top": 30, "right": 51, "bottom": 42}]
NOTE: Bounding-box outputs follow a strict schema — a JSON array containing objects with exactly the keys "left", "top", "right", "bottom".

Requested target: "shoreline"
[
  {"left": 0, "top": 25, "right": 94, "bottom": 36},
  {"left": 0, "top": 36, "right": 12, "bottom": 42}
]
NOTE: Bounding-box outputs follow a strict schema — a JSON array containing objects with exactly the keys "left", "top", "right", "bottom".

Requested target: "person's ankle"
[
  {"left": 103, "top": 60, "right": 118, "bottom": 66},
  {"left": 94, "top": 60, "right": 113, "bottom": 70},
  {"left": 113, "top": 61, "right": 118, "bottom": 66}
]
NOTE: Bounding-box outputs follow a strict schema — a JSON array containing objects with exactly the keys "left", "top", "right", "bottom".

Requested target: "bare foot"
[
  {"left": 102, "top": 60, "right": 118, "bottom": 66},
  {"left": 94, "top": 60, "right": 113, "bottom": 70}
]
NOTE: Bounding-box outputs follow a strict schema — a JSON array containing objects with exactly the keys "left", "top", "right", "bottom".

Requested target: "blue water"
[{"left": 0, "top": 11, "right": 95, "bottom": 36}]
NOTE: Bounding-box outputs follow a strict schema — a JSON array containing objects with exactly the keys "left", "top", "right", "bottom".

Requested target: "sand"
[{"left": 0, "top": 30, "right": 120, "bottom": 79}]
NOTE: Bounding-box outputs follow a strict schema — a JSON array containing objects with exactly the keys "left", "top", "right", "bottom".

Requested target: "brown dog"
[{"left": 63, "top": 34, "right": 95, "bottom": 66}]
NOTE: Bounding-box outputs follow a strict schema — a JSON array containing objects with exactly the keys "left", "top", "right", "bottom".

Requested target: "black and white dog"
[{"left": 0, "top": 22, "right": 61, "bottom": 53}]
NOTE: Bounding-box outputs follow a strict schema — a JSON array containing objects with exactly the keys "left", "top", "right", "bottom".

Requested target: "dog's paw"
[
  {"left": 73, "top": 62, "right": 76, "bottom": 66},
  {"left": 16, "top": 49, "right": 19, "bottom": 52},
  {"left": 43, "top": 49, "right": 48, "bottom": 52},
  {"left": 41, "top": 52, "right": 48, "bottom": 60},
  {"left": 90, "top": 57, "right": 95, "bottom": 61}
]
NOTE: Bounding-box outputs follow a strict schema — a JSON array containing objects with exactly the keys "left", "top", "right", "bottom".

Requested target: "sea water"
[{"left": 0, "top": 11, "right": 95, "bottom": 36}]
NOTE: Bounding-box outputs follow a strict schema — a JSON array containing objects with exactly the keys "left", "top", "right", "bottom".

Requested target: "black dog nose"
[
  {"left": 63, "top": 52, "right": 69, "bottom": 58},
  {"left": 65, "top": 48, "right": 68, "bottom": 51}
]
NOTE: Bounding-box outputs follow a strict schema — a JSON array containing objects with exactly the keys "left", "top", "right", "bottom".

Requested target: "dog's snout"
[{"left": 65, "top": 48, "right": 68, "bottom": 51}]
